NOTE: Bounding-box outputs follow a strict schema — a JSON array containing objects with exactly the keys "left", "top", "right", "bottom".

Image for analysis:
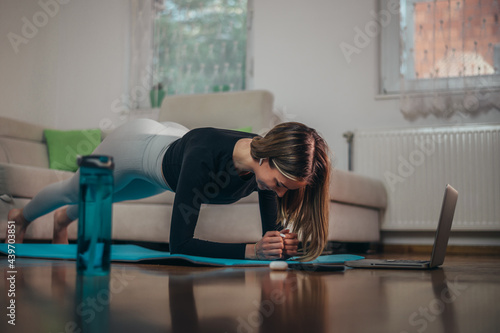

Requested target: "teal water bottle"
[{"left": 77, "top": 155, "right": 114, "bottom": 275}]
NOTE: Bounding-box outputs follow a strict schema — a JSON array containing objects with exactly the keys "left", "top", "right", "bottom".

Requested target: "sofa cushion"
[
  {"left": 0, "top": 163, "right": 177, "bottom": 205},
  {"left": 44, "top": 129, "right": 101, "bottom": 171},
  {"left": 330, "top": 168, "right": 387, "bottom": 209},
  {"left": 0, "top": 163, "right": 73, "bottom": 198},
  {"left": 0, "top": 116, "right": 50, "bottom": 167},
  {"left": 0, "top": 162, "right": 261, "bottom": 206},
  {"left": 0, "top": 137, "right": 49, "bottom": 167},
  {"left": 0, "top": 116, "right": 46, "bottom": 142},
  {"left": 158, "top": 90, "right": 274, "bottom": 134}
]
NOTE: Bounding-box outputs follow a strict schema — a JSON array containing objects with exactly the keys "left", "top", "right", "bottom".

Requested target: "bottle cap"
[{"left": 77, "top": 155, "right": 115, "bottom": 170}]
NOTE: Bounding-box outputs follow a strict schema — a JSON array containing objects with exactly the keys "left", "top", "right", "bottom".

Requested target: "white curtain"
[
  {"left": 152, "top": 0, "right": 248, "bottom": 96},
  {"left": 399, "top": 0, "right": 500, "bottom": 120},
  {"left": 128, "top": 0, "right": 155, "bottom": 110},
  {"left": 127, "top": 0, "right": 248, "bottom": 113}
]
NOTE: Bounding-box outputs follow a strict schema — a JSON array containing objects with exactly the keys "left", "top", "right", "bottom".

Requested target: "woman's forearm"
[{"left": 245, "top": 243, "right": 258, "bottom": 260}]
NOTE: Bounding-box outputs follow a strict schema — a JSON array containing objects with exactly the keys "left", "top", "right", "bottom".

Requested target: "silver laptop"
[{"left": 345, "top": 184, "right": 458, "bottom": 270}]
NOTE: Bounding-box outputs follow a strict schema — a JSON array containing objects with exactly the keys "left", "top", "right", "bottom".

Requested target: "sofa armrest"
[{"left": 329, "top": 169, "right": 387, "bottom": 210}]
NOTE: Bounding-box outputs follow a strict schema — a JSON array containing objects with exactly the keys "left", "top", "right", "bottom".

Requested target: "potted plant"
[{"left": 150, "top": 83, "right": 166, "bottom": 108}]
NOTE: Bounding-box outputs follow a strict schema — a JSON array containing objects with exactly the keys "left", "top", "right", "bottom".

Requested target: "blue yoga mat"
[{"left": 0, "top": 244, "right": 364, "bottom": 267}]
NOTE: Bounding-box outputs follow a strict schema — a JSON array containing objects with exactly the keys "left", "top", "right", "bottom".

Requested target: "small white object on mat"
[{"left": 269, "top": 261, "right": 288, "bottom": 271}]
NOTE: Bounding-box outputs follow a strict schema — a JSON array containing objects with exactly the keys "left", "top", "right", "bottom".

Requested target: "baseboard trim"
[{"left": 380, "top": 244, "right": 500, "bottom": 256}]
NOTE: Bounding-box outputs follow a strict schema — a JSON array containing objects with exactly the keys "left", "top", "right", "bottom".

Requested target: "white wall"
[
  {"left": 0, "top": 0, "right": 129, "bottom": 129},
  {"left": 2, "top": 0, "right": 498, "bottom": 166},
  {"left": 251, "top": 0, "right": 500, "bottom": 246},
  {"left": 251, "top": 0, "right": 500, "bottom": 171}
]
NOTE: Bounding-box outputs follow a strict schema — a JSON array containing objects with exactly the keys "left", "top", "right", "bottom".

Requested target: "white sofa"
[{"left": 0, "top": 90, "right": 387, "bottom": 246}]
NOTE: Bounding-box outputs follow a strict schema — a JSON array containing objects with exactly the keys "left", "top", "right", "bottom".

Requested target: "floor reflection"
[
  {"left": 1, "top": 257, "right": 498, "bottom": 333},
  {"left": 74, "top": 274, "right": 111, "bottom": 333},
  {"left": 339, "top": 268, "right": 464, "bottom": 333},
  {"left": 168, "top": 269, "right": 248, "bottom": 332},
  {"left": 257, "top": 270, "right": 326, "bottom": 333},
  {"left": 429, "top": 269, "right": 459, "bottom": 333},
  {"left": 164, "top": 267, "right": 328, "bottom": 333}
]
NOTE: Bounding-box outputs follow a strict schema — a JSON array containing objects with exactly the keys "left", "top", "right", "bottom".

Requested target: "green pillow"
[
  {"left": 233, "top": 126, "right": 253, "bottom": 133},
  {"left": 44, "top": 129, "right": 101, "bottom": 172}
]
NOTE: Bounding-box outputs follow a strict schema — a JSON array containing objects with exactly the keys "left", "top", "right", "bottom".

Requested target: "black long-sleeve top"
[{"left": 162, "top": 127, "right": 279, "bottom": 259}]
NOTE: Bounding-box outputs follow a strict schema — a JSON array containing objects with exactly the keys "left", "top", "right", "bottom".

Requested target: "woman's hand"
[
  {"left": 280, "top": 229, "right": 299, "bottom": 258},
  {"left": 254, "top": 231, "right": 285, "bottom": 260},
  {"left": 245, "top": 230, "right": 299, "bottom": 260}
]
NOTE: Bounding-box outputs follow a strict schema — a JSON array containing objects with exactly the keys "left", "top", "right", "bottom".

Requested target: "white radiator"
[{"left": 353, "top": 124, "right": 500, "bottom": 231}]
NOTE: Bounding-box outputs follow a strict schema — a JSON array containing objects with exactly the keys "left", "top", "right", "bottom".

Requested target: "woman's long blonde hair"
[{"left": 250, "top": 122, "right": 331, "bottom": 261}]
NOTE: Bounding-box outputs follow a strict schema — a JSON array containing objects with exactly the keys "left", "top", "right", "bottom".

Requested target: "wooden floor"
[{"left": 1, "top": 253, "right": 499, "bottom": 333}]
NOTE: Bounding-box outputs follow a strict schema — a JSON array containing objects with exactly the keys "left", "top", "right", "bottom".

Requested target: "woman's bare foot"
[
  {"left": 52, "top": 207, "right": 73, "bottom": 244},
  {"left": 6, "top": 208, "right": 29, "bottom": 243}
]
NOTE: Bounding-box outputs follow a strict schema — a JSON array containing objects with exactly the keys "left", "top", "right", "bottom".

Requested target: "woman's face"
[{"left": 254, "top": 159, "right": 308, "bottom": 197}]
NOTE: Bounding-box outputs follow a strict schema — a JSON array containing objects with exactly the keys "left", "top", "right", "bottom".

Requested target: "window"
[
  {"left": 407, "top": 1, "right": 499, "bottom": 79},
  {"left": 400, "top": 0, "right": 500, "bottom": 91},
  {"left": 380, "top": 0, "right": 500, "bottom": 119},
  {"left": 152, "top": 0, "right": 248, "bottom": 96}
]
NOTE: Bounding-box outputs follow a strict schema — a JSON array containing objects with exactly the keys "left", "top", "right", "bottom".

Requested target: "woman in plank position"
[{"left": 7, "top": 119, "right": 331, "bottom": 261}]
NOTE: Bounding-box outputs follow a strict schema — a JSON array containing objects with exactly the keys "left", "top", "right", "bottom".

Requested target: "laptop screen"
[{"left": 429, "top": 185, "right": 459, "bottom": 267}]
